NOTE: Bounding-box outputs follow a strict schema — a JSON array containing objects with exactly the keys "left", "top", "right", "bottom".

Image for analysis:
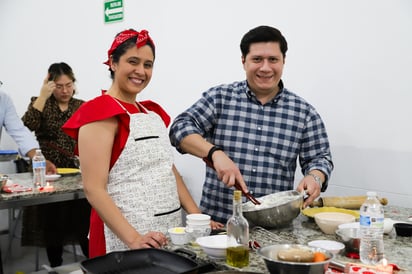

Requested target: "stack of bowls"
[{"left": 185, "top": 213, "right": 211, "bottom": 242}]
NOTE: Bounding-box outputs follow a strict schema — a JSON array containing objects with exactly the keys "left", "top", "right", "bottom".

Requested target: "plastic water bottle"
[
  {"left": 32, "top": 149, "right": 46, "bottom": 189},
  {"left": 359, "top": 191, "right": 384, "bottom": 265}
]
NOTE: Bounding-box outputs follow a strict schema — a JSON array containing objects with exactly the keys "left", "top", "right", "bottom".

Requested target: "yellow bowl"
[{"left": 302, "top": 207, "right": 360, "bottom": 219}]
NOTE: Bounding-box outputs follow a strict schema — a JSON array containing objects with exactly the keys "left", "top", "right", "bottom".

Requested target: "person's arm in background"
[
  {"left": 25, "top": 148, "right": 57, "bottom": 174},
  {"left": 31, "top": 74, "right": 54, "bottom": 112},
  {"left": 173, "top": 164, "right": 224, "bottom": 230},
  {"left": 1, "top": 91, "right": 57, "bottom": 173}
]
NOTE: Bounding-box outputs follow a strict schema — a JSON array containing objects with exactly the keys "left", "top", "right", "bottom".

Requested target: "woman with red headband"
[{"left": 63, "top": 29, "right": 223, "bottom": 257}]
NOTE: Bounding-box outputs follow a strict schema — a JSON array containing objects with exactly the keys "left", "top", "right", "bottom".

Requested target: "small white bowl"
[
  {"left": 196, "top": 234, "right": 227, "bottom": 258},
  {"left": 186, "top": 213, "right": 211, "bottom": 223},
  {"left": 45, "top": 174, "right": 61, "bottom": 181},
  {"left": 308, "top": 240, "right": 345, "bottom": 255},
  {"left": 338, "top": 222, "right": 359, "bottom": 230},
  {"left": 168, "top": 227, "right": 189, "bottom": 245}
]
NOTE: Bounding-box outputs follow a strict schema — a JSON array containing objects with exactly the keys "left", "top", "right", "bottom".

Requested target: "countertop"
[
  {"left": 0, "top": 172, "right": 85, "bottom": 209},
  {"left": 8, "top": 174, "right": 408, "bottom": 273},
  {"left": 194, "top": 205, "right": 412, "bottom": 273},
  {"left": 32, "top": 205, "right": 412, "bottom": 274}
]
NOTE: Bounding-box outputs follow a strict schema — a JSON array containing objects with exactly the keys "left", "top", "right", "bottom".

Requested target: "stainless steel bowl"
[
  {"left": 242, "top": 190, "right": 303, "bottom": 228},
  {"left": 257, "top": 244, "right": 334, "bottom": 274},
  {"left": 335, "top": 227, "right": 360, "bottom": 255}
]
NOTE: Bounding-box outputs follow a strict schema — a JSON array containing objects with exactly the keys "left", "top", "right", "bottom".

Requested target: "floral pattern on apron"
[{"left": 105, "top": 100, "right": 181, "bottom": 252}]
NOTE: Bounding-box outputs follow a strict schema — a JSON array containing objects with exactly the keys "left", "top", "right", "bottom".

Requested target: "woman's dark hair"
[
  {"left": 47, "top": 62, "right": 76, "bottom": 82},
  {"left": 109, "top": 29, "right": 156, "bottom": 79},
  {"left": 240, "top": 26, "right": 288, "bottom": 58}
]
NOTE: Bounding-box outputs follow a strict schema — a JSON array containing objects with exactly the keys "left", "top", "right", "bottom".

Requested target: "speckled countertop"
[
  {"left": 2, "top": 173, "right": 411, "bottom": 273},
  {"left": 0, "top": 172, "right": 84, "bottom": 209},
  {"left": 180, "top": 205, "right": 412, "bottom": 273}
]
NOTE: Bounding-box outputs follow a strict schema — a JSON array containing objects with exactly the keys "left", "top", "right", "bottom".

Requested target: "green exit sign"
[{"left": 104, "top": 0, "right": 124, "bottom": 23}]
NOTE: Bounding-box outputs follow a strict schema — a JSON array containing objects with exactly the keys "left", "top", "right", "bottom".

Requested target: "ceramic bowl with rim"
[
  {"left": 45, "top": 174, "right": 62, "bottom": 181},
  {"left": 314, "top": 212, "right": 356, "bottom": 234},
  {"left": 196, "top": 234, "right": 227, "bottom": 258},
  {"left": 308, "top": 240, "right": 345, "bottom": 255},
  {"left": 168, "top": 227, "right": 189, "bottom": 245}
]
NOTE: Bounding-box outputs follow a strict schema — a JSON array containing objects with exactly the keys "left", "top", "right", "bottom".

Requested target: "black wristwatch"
[{"left": 207, "top": 145, "right": 223, "bottom": 165}]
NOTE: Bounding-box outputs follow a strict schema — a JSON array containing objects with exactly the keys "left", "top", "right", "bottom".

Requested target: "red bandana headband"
[{"left": 103, "top": 29, "right": 155, "bottom": 66}]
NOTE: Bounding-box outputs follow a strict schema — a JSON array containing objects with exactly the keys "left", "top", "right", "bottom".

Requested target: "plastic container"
[
  {"left": 359, "top": 191, "right": 384, "bottom": 265},
  {"left": 185, "top": 213, "right": 211, "bottom": 242},
  {"left": 32, "top": 149, "right": 46, "bottom": 189}
]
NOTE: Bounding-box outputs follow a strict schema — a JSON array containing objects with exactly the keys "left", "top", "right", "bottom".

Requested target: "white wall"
[{"left": 1, "top": 0, "right": 411, "bottom": 208}]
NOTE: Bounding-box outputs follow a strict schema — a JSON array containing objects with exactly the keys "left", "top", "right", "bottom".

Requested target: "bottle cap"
[
  {"left": 366, "top": 191, "right": 377, "bottom": 197},
  {"left": 234, "top": 190, "right": 242, "bottom": 200}
]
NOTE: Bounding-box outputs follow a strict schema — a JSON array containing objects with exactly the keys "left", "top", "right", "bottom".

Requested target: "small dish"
[
  {"left": 308, "top": 240, "right": 345, "bottom": 255},
  {"left": 45, "top": 174, "right": 61, "bottom": 181},
  {"left": 57, "top": 168, "right": 81, "bottom": 176},
  {"left": 168, "top": 227, "right": 189, "bottom": 245},
  {"left": 338, "top": 222, "right": 359, "bottom": 230}
]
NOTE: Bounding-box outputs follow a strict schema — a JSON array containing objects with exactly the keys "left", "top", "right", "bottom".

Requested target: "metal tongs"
[{"left": 202, "top": 158, "right": 261, "bottom": 205}]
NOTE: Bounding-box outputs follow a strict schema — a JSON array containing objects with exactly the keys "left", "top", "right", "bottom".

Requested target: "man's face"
[{"left": 242, "top": 42, "right": 285, "bottom": 101}]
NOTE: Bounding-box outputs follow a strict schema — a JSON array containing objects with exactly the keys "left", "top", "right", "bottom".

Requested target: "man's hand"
[{"left": 296, "top": 173, "right": 323, "bottom": 208}]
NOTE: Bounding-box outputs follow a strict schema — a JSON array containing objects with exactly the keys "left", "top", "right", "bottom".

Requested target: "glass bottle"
[{"left": 226, "top": 190, "right": 249, "bottom": 267}]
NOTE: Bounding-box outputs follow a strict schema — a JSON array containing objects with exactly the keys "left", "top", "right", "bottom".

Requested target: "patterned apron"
[{"left": 104, "top": 100, "right": 181, "bottom": 252}]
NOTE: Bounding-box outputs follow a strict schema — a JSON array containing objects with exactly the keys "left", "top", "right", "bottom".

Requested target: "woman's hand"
[
  {"left": 39, "top": 74, "right": 55, "bottom": 99},
  {"left": 130, "top": 231, "right": 168, "bottom": 249}
]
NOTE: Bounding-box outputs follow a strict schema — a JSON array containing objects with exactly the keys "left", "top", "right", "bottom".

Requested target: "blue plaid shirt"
[{"left": 169, "top": 80, "right": 333, "bottom": 223}]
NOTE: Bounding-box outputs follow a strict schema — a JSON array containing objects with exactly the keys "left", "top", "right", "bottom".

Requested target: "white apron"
[{"left": 104, "top": 100, "right": 181, "bottom": 252}]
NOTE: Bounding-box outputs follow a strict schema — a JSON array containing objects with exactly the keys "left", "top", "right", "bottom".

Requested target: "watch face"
[{"left": 308, "top": 173, "right": 322, "bottom": 187}]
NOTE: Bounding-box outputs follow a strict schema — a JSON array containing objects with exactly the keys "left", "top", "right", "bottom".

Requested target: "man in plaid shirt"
[{"left": 169, "top": 26, "right": 333, "bottom": 224}]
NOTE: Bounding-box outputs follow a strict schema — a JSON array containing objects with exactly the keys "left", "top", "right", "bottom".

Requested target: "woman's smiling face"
[{"left": 112, "top": 44, "right": 154, "bottom": 96}]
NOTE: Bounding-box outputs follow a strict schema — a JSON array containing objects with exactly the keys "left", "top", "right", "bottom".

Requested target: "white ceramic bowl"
[
  {"left": 196, "top": 234, "right": 227, "bottom": 258},
  {"left": 186, "top": 213, "right": 211, "bottom": 223},
  {"left": 308, "top": 240, "right": 345, "bottom": 255},
  {"left": 338, "top": 222, "right": 359, "bottom": 230},
  {"left": 314, "top": 212, "right": 356, "bottom": 234},
  {"left": 168, "top": 227, "right": 189, "bottom": 245}
]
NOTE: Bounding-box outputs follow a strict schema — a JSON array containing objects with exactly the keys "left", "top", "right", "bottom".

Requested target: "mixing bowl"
[
  {"left": 196, "top": 234, "right": 227, "bottom": 258},
  {"left": 242, "top": 190, "right": 303, "bottom": 229},
  {"left": 257, "top": 244, "right": 333, "bottom": 274},
  {"left": 314, "top": 212, "right": 356, "bottom": 234},
  {"left": 335, "top": 227, "right": 361, "bottom": 255}
]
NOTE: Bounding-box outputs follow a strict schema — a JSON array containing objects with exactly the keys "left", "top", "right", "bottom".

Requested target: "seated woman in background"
[{"left": 21, "top": 62, "right": 91, "bottom": 267}]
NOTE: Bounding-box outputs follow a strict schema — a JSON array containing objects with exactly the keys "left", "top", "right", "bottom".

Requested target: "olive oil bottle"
[{"left": 226, "top": 190, "right": 249, "bottom": 267}]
